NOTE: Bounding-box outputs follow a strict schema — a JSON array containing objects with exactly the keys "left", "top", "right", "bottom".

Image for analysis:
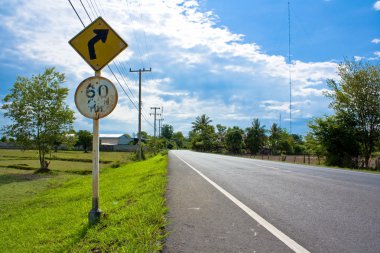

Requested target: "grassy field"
[
  {"left": 0, "top": 149, "right": 132, "bottom": 173},
  {"left": 0, "top": 149, "right": 168, "bottom": 252}
]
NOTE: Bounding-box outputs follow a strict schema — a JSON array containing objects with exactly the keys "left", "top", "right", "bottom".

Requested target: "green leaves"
[
  {"left": 2, "top": 67, "right": 75, "bottom": 170},
  {"left": 324, "top": 60, "right": 380, "bottom": 167}
]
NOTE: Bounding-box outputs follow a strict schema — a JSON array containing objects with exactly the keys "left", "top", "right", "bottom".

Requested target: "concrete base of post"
[{"left": 88, "top": 209, "right": 102, "bottom": 224}]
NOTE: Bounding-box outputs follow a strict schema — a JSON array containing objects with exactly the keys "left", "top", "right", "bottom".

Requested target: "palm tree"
[
  {"left": 245, "top": 118, "right": 266, "bottom": 155},
  {"left": 269, "top": 123, "right": 281, "bottom": 155},
  {"left": 192, "top": 114, "right": 212, "bottom": 132}
]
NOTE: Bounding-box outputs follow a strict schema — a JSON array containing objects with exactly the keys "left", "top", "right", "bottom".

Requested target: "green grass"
[
  {"left": 0, "top": 150, "right": 168, "bottom": 252},
  {"left": 0, "top": 149, "right": 132, "bottom": 173}
]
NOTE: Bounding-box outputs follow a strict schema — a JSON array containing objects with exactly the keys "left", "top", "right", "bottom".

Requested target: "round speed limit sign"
[{"left": 75, "top": 76, "right": 118, "bottom": 119}]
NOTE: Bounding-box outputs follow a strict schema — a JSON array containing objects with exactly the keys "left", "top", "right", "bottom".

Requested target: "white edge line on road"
[{"left": 173, "top": 152, "right": 310, "bottom": 253}]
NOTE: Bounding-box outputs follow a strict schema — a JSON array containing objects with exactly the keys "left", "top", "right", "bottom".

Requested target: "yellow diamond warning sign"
[{"left": 69, "top": 17, "right": 128, "bottom": 71}]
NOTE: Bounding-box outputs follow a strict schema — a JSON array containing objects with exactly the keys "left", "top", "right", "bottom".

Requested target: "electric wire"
[
  {"left": 85, "top": 0, "right": 97, "bottom": 18},
  {"left": 113, "top": 61, "right": 138, "bottom": 102},
  {"left": 68, "top": 0, "right": 85, "bottom": 27},
  {"left": 80, "top": 0, "right": 92, "bottom": 22},
  {"left": 89, "top": 0, "right": 100, "bottom": 16},
  {"left": 92, "top": 0, "right": 103, "bottom": 17},
  {"left": 90, "top": 0, "right": 140, "bottom": 105},
  {"left": 107, "top": 66, "right": 138, "bottom": 110}
]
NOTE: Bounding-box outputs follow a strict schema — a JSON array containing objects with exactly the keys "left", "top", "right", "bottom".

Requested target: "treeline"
[
  {"left": 188, "top": 115, "right": 303, "bottom": 156},
  {"left": 185, "top": 60, "right": 380, "bottom": 170}
]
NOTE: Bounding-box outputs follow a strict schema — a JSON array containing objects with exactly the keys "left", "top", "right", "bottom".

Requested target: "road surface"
[{"left": 164, "top": 150, "right": 380, "bottom": 253}]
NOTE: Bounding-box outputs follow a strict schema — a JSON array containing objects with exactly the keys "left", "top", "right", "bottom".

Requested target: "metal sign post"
[
  {"left": 89, "top": 70, "right": 101, "bottom": 223},
  {"left": 74, "top": 74, "right": 118, "bottom": 224},
  {"left": 70, "top": 16, "right": 127, "bottom": 224}
]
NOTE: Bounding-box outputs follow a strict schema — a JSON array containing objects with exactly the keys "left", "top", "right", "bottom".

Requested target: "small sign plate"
[
  {"left": 75, "top": 76, "right": 118, "bottom": 119},
  {"left": 69, "top": 17, "right": 128, "bottom": 71}
]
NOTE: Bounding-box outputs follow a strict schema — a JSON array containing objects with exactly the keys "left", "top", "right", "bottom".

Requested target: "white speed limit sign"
[{"left": 75, "top": 76, "right": 118, "bottom": 119}]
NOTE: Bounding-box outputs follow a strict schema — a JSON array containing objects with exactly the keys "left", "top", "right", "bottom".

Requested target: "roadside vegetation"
[
  {"left": 165, "top": 60, "right": 379, "bottom": 171},
  {"left": 1, "top": 68, "right": 75, "bottom": 172},
  {"left": 0, "top": 150, "right": 167, "bottom": 252}
]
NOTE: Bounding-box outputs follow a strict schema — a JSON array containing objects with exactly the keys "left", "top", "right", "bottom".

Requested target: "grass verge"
[{"left": 0, "top": 153, "right": 167, "bottom": 252}]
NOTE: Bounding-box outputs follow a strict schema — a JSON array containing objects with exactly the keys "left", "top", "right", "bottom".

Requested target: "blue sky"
[{"left": 0, "top": 0, "right": 379, "bottom": 137}]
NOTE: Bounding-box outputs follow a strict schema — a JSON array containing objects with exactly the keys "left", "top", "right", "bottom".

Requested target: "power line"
[
  {"left": 92, "top": 0, "right": 103, "bottom": 17},
  {"left": 113, "top": 61, "right": 138, "bottom": 102},
  {"left": 79, "top": 0, "right": 92, "bottom": 22},
  {"left": 107, "top": 66, "right": 137, "bottom": 110},
  {"left": 92, "top": 0, "right": 148, "bottom": 114},
  {"left": 85, "top": 0, "right": 97, "bottom": 18},
  {"left": 89, "top": 0, "right": 100, "bottom": 16},
  {"left": 68, "top": 0, "right": 85, "bottom": 26}
]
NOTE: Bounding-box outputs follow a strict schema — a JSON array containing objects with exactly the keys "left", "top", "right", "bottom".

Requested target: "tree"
[
  {"left": 76, "top": 130, "right": 93, "bottom": 152},
  {"left": 225, "top": 126, "right": 244, "bottom": 154},
  {"left": 304, "top": 132, "right": 326, "bottom": 164},
  {"left": 172, "top": 131, "right": 185, "bottom": 149},
  {"left": 215, "top": 124, "right": 227, "bottom": 151},
  {"left": 190, "top": 125, "right": 216, "bottom": 152},
  {"left": 53, "top": 132, "right": 78, "bottom": 152},
  {"left": 269, "top": 123, "right": 281, "bottom": 155},
  {"left": 308, "top": 116, "right": 360, "bottom": 167},
  {"left": 0, "top": 136, "right": 7, "bottom": 142},
  {"left": 291, "top": 134, "right": 305, "bottom": 155},
  {"left": 192, "top": 114, "right": 212, "bottom": 132},
  {"left": 278, "top": 130, "right": 294, "bottom": 155},
  {"left": 1, "top": 68, "right": 75, "bottom": 171},
  {"left": 161, "top": 124, "right": 173, "bottom": 140},
  {"left": 146, "top": 137, "right": 166, "bottom": 154},
  {"left": 62, "top": 133, "right": 78, "bottom": 151},
  {"left": 138, "top": 131, "right": 149, "bottom": 139},
  {"left": 245, "top": 119, "right": 266, "bottom": 155},
  {"left": 190, "top": 115, "right": 216, "bottom": 152},
  {"left": 326, "top": 60, "right": 380, "bottom": 167}
]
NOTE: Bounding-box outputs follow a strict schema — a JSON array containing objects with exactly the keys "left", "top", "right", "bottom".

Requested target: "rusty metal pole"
[{"left": 89, "top": 70, "right": 102, "bottom": 224}]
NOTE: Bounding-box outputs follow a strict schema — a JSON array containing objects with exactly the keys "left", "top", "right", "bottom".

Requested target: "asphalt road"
[{"left": 164, "top": 150, "right": 380, "bottom": 253}]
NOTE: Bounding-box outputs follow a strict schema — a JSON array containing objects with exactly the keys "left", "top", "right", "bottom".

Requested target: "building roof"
[{"left": 99, "top": 134, "right": 124, "bottom": 138}]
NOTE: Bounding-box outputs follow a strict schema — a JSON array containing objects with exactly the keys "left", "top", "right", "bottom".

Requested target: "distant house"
[{"left": 99, "top": 134, "right": 138, "bottom": 151}]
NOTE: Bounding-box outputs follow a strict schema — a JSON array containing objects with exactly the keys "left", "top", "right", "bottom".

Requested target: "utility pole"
[
  {"left": 158, "top": 118, "right": 164, "bottom": 138},
  {"left": 150, "top": 107, "right": 161, "bottom": 137},
  {"left": 158, "top": 106, "right": 164, "bottom": 138},
  {"left": 129, "top": 67, "right": 151, "bottom": 160}
]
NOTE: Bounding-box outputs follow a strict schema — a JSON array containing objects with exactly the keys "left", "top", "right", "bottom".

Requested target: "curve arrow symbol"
[{"left": 88, "top": 29, "right": 109, "bottom": 60}]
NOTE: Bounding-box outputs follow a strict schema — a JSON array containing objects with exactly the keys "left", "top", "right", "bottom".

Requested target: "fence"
[{"left": 241, "top": 154, "right": 380, "bottom": 170}]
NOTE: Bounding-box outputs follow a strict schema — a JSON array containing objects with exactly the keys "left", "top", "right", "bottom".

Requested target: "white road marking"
[{"left": 173, "top": 152, "right": 310, "bottom": 253}]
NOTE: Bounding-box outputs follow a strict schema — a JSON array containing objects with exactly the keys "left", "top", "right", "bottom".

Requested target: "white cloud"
[
  {"left": 371, "top": 38, "right": 380, "bottom": 44},
  {"left": 374, "top": 51, "right": 380, "bottom": 57},
  {"left": 354, "top": 56, "right": 365, "bottom": 61},
  {"left": 374, "top": 1, "right": 380, "bottom": 10},
  {"left": 0, "top": 0, "right": 339, "bottom": 135}
]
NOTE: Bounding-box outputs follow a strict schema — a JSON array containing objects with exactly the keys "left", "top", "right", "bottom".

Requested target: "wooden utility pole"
[
  {"left": 150, "top": 107, "right": 161, "bottom": 137},
  {"left": 129, "top": 67, "right": 151, "bottom": 160},
  {"left": 158, "top": 106, "right": 164, "bottom": 138},
  {"left": 158, "top": 118, "right": 164, "bottom": 138}
]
